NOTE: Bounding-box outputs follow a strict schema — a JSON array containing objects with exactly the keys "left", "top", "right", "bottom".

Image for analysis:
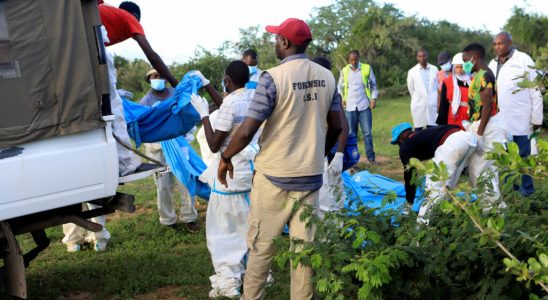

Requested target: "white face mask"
[
  {"left": 221, "top": 76, "right": 230, "bottom": 93},
  {"left": 440, "top": 62, "right": 452, "bottom": 72},
  {"left": 456, "top": 73, "right": 471, "bottom": 83},
  {"left": 150, "top": 79, "right": 165, "bottom": 91}
]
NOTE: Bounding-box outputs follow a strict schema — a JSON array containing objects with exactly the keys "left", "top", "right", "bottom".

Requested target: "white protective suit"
[
  {"left": 407, "top": 63, "right": 439, "bottom": 128},
  {"left": 145, "top": 130, "right": 198, "bottom": 226},
  {"left": 102, "top": 26, "right": 141, "bottom": 176},
  {"left": 196, "top": 91, "right": 260, "bottom": 298},
  {"left": 467, "top": 114, "right": 509, "bottom": 206},
  {"left": 417, "top": 130, "right": 477, "bottom": 224},
  {"left": 488, "top": 49, "right": 543, "bottom": 136},
  {"left": 318, "top": 159, "right": 346, "bottom": 219},
  {"left": 62, "top": 203, "right": 111, "bottom": 249},
  {"left": 107, "top": 51, "right": 141, "bottom": 176}
]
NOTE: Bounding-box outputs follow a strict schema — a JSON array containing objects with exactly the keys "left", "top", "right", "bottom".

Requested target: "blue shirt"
[{"left": 246, "top": 54, "right": 341, "bottom": 191}]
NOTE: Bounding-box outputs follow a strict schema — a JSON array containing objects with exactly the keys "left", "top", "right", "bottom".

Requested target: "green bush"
[{"left": 275, "top": 139, "right": 548, "bottom": 299}]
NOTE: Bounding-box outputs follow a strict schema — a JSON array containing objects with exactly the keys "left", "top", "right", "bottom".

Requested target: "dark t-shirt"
[{"left": 399, "top": 125, "right": 461, "bottom": 203}]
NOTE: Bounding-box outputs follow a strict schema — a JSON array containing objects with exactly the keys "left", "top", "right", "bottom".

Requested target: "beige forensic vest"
[{"left": 254, "top": 58, "right": 337, "bottom": 177}]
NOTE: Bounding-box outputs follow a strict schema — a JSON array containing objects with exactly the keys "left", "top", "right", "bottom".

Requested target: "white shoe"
[
  {"left": 266, "top": 272, "right": 275, "bottom": 287},
  {"left": 66, "top": 243, "right": 81, "bottom": 253},
  {"left": 94, "top": 239, "right": 109, "bottom": 252},
  {"left": 208, "top": 287, "right": 240, "bottom": 298}
]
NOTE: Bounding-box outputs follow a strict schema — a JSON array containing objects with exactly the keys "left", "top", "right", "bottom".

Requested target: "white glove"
[
  {"left": 190, "top": 70, "right": 210, "bottom": 87},
  {"left": 476, "top": 135, "right": 485, "bottom": 155},
  {"left": 328, "top": 152, "right": 344, "bottom": 176},
  {"left": 117, "top": 89, "right": 133, "bottom": 99},
  {"left": 190, "top": 94, "right": 209, "bottom": 119}
]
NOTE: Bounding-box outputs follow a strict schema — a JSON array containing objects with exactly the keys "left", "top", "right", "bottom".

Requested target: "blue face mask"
[
  {"left": 248, "top": 66, "right": 258, "bottom": 75},
  {"left": 440, "top": 62, "right": 452, "bottom": 72},
  {"left": 150, "top": 79, "right": 165, "bottom": 91}
]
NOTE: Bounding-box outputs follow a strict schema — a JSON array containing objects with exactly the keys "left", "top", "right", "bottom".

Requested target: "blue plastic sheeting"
[
  {"left": 123, "top": 72, "right": 202, "bottom": 147},
  {"left": 160, "top": 136, "right": 211, "bottom": 200},
  {"left": 341, "top": 170, "right": 423, "bottom": 213}
]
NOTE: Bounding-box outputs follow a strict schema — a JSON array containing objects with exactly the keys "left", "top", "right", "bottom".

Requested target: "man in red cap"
[{"left": 217, "top": 18, "right": 343, "bottom": 299}]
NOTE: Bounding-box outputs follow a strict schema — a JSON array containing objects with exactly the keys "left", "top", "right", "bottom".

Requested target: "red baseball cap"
[{"left": 265, "top": 18, "right": 312, "bottom": 46}]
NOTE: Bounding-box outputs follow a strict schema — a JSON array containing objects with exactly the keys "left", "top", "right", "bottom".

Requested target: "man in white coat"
[
  {"left": 488, "top": 32, "right": 543, "bottom": 196},
  {"left": 407, "top": 49, "right": 439, "bottom": 130}
]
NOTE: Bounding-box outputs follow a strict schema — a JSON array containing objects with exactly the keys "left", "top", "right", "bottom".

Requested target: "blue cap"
[{"left": 390, "top": 122, "right": 412, "bottom": 144}]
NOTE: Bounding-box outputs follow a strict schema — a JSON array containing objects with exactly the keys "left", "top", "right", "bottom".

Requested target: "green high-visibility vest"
[{"left": 342, "top": 63, "right": 371, "bottom": 101}]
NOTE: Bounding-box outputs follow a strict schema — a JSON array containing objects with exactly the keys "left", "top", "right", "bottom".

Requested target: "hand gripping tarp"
[
  {"left": 341, "top": 170, "right": 424, "bottom": 214},
  {"left": 160, "top": 135, "right": 211, "bottom": 200},
  {"left": 122, "top": 72, "right": 202, "bottom": 147}
]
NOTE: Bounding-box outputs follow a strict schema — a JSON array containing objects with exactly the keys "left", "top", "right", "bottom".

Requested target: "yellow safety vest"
[{"left": 342, "top": 63, "right": 371, "bottom": 101}]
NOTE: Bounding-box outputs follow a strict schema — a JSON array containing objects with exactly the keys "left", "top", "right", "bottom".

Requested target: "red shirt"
[{"left": 99, "top": 4, "right": 145, "bottom": 46}]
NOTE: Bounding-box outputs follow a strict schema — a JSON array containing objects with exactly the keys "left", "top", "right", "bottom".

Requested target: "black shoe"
[
  {"left": 185, "top": 221, "right": 200, "bottom": 233},
  {"left": 167, "top": 223, "right": 184, "bottom": 231}
]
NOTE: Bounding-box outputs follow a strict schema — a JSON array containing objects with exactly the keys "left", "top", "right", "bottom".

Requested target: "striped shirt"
[{"left": 215, "top": 88, "right": 257, "bottom": 148}]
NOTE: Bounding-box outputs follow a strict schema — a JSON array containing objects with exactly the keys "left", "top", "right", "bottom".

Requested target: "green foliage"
[
  {"left": 112, "top": 0, "right": 520, "bottom": 99},
  {"left": 307, "top": 0, "right": 493, "bottom": 96},
  {"left": 230, "top": 25, "right": 279, "bottom": 70},
  {"left": 503, "top": 7, "right": 548, "bottom": 58},
  {"left": 276, "top": 138, "right": 548, "bottom": 299},
  {"left": 114, "top": 55, "right": 152, "bottom": 100}
]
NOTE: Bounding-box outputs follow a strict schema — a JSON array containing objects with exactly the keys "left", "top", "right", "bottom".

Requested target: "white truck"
[{"left": 0, "top": 1, "right": 157, "bottom": 298}]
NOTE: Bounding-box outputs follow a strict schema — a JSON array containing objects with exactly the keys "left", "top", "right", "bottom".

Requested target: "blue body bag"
[{"left": 122, "top": 72, "right": 202, "bottom": 147}]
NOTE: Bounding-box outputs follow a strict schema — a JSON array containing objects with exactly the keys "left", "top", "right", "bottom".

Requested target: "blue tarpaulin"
[
  {"left": 160, "top": 136, "right": 211, "bottom": 200},
  {"left": 122, "top": 72, "right": 202, "bottom": 147},
  {"left": 342, "top": 170, "right": 423, "bottom": 213}
]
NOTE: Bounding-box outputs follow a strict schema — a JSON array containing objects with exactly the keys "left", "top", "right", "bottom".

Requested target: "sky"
[{"left": 105, "top": 0, "right": 548, "bottom": 64}]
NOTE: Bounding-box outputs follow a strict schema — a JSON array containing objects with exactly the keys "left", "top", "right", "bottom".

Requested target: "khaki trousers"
[{"left": 242, "top": 171, "right": 318, "bottom": 300}]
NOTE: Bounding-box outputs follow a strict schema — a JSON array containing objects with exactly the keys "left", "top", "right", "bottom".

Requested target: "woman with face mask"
[{"left": 436, "top": 53, "right": 472, "bottom": 128}]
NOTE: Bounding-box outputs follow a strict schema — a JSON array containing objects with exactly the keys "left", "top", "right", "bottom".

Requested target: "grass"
[
  {"left": 1, "top": 96, "right": 411, "bottom": 299},
  {"left": 353, "top": 96, "right": 411, "bottom": 181}
]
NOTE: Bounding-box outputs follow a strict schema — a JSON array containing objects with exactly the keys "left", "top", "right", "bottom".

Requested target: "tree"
[
  {"left": 503, "top": 7, "right": 548, "bottom": 58},
  {"left": 230, "top": 26, "right": 279, "bottom": 70}
]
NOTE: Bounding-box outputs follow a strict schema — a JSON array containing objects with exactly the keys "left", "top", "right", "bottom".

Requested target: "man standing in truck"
[{"left": 98, "top": 1, "right": 181, "bottom": 177}]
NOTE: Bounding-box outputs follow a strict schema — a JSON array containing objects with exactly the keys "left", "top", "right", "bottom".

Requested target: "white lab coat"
[
  {"left": 488, "top": 49, "right": 544, "bottom": 136},
  {"left": 407, "top": 63, "right": 439, "bottom": 128}
]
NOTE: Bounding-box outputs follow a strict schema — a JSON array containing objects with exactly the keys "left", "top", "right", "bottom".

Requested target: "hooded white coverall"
[
  {"left": 467, "top": 114, "right": 509, "bottom": 206},
  {"left": 197, "top": 89, "right": 260, "bottom": 298},
  {"left": 102, "top": 26, "right": 141, "bottom": 176},
  {"left": 418, "top": 130, "right": 477, "bottom": 224}
]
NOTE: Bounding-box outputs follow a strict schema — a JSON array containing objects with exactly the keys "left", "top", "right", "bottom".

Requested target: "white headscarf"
[{"left": 450, "top": 53, "right": 471, "bottom": 115}]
